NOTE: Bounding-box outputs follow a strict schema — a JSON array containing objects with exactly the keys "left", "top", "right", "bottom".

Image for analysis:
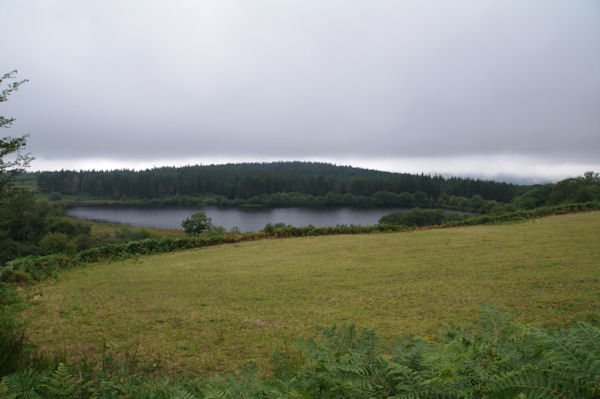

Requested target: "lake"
[{"left": 66, "top": 206, "right": 410, "bottom": 232}]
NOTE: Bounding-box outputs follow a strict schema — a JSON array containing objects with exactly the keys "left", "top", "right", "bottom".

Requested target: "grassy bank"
[
  {"left": 18, "top": 211, "right": 600, "bottom": 375},
  {"left": 83, "top": 218, "right": 185, "bottom": 241}
]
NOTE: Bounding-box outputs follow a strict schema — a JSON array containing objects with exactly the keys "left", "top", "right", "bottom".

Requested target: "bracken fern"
[{"left": 0, "top": 307, "right": 597, "bottom": 398}]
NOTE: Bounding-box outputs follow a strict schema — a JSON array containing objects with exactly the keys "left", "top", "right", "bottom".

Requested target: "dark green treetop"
[{"left": 181, "top": 211, "right": 213, "bottom": 235}]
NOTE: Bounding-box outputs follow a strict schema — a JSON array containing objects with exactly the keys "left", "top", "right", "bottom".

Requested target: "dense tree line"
[
  {"left": 34, "top": 162, "right": 524, "bottom": 203},
  {"left": 514, "top": 171, "right": 600, "bottom": 209}
]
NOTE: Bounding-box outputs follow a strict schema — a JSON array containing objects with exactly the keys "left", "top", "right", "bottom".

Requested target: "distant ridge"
[{"left": 33, "top": 161, "right": 525, "bottom": 203}]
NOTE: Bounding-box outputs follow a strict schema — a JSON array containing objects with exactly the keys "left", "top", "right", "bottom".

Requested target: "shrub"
[
  {"left": 45, "top": 217, "right": 91, "bottom": 238},
  {"left": 47, "top": 192, "right": 62, "bottom": 201},
  {"left": 1, "top": 254, "right": 78, "bottom": 282},
  {"left": 0, "top": 238, "right": 39, "bottom": 265},
  {"left": 114, "top": 225, "right": 151, "bottom": 242},
  {"left": 262, "top": 223, "right": 274, "bottom": 234},
  {"left": 39, "top": 233, "right": 76, "bottom": 256},
  {"left": 89, "top": 232, "right": 113, "bottom": 248},
  {"left": 207, "top": 225, "right": 226, "bottom": 236},
  {"left": 72, "top": 234, "right": 92, "bottom": 251},
  {"left": 0, "top": 283, "right": 19, "bottom": 307},
  {"left": 181, "top": 212, "right": 213, "bottom": 235},
  {"left": 379, "top": 208, "right": 465, "bottom": 227}
]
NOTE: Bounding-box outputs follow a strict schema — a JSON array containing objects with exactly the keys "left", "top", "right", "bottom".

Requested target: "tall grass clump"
[
  {"left": 0, "top": 283, "right": 47, "bottom": 377},
  {"left": 0, "top": 314, "right": 30, "bottom": 377}
]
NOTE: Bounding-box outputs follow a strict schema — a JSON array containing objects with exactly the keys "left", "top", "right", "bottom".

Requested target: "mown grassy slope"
[{"left": 21, "top": 212, "right": 600, "bottom": 375}]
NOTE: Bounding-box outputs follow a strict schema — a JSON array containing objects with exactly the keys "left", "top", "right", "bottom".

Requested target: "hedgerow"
[{"left": 1, "top": 201, "right": 598, "bottom": 283}]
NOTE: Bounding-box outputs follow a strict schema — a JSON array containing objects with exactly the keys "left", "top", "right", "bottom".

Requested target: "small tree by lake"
[{"left": 181, "top": 211, "right": 213, "bottom": 235}]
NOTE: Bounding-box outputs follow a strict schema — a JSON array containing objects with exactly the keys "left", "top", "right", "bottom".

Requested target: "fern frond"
[
  {"left": 2, "top": 370, "right": 43, "bottom": 399},
  {"left": 200, "top": 366, "right": 266, "bottom": 399},
  {"left": 570, "top": 322, "right": 600, "bottom": 384},
  {"left": 170, "top": 386, "right": 197, "bottom": 399},
  {"left": 391, "top": 336, "right": 430, "bottom": 371},
  {"left": 573, "top": 322, "right": 600, "bottom": 353},
  {"left": 40, "top": 362, "right": 81, "bottom": 397},
  {"left": 488, "top": 369, "right": 573, "bottom": 399},
  {"left": 535, "top": 320, "right": 600, "bottom": 397},
  {"left": 0, "top": 380, "right": 16, "bottom": 399},
  {"left": 200, "top": 378, "right": 228, "bottom": 399}
]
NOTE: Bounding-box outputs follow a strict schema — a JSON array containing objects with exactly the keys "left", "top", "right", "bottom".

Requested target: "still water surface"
[{"left": 66, "top": 206, "right": 409, "bottom": 232}]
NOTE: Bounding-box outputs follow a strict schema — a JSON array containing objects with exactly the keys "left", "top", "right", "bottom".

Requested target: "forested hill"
[{"left": 34, "top": 162, "right": 524, "bottom": 203}]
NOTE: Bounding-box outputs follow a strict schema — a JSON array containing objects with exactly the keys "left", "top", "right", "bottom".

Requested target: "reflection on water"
[{"left": 66, "top": 206, "right": 410, "bottom": 232}]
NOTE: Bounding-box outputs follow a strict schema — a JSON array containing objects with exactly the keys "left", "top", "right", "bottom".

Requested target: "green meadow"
[{"left": 20, "top": 212, "right": 600, "bottom": 375}]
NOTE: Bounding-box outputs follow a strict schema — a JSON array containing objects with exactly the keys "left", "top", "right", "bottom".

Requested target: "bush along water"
[
  {"left": 0, "top": 306, "right": 598, "bottom": 398},
  {"left": 1, "top": 201, "right": 599, "bottom": 284}
]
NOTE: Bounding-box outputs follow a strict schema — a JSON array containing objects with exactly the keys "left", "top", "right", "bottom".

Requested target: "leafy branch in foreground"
[{"left": 1, "top": 70, "right": 31, "bottom": 189}]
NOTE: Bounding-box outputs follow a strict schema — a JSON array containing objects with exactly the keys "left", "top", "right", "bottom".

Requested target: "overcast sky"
[{"left": 1, "top": 0, "right": 599, "bottom": 182}]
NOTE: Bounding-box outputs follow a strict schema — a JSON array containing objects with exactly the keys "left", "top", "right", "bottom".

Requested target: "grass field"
[{"left": 20, "top": 212, "right": 600, "bottom": 375}]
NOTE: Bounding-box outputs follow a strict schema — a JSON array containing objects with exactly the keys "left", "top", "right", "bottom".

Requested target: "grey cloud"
[{"left": 0, "top": 0, "right": 598, "bottom": 172}]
